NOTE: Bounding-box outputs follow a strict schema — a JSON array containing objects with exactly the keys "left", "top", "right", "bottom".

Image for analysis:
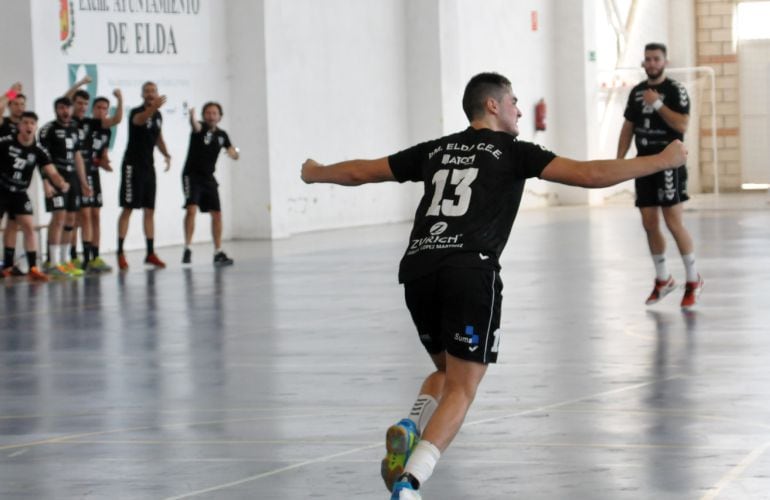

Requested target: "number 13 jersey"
[{"left": 388, "top": 127, "right": 556, "bottom": 284}]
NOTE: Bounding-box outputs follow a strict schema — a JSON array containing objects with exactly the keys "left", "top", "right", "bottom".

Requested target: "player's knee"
[{"left": 443, "top": 377, "right": 480, "bottom": 403}]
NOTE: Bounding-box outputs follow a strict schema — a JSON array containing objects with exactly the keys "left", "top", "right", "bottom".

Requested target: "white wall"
[
  {"left": 0, "top": 2, "right": 35, "bottom": 106},
  {"left": 267, "top": 0, "right": 421, "bottom": 236},
  {"left": 226, "top": 0, "right": 271, "bottom": 240},
  {"left": 739, "top": 40, "right": 770, "bottom": 185}
]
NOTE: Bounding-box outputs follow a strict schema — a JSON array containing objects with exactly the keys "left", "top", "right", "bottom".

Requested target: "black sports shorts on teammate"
[
  {"left": 120, "top": 162, "right": 156, "bottom": 209},
  {"left": 0, "top": 190, "right": 34, "bottom": 217},
  {"left": 45, "top": 175, "right": 81, "bottom": 212},
  {"left": 404, "top": 265, "right": 503, "bottom": 364},
  {"left": 635, "top": 165, "right": 689, "bottom": 207},
  {"left": 182, "top": 175, "right": 221, "bottom": 212},
  {"left": 80, "top": 172, "right": 103, "bottom": 208}
]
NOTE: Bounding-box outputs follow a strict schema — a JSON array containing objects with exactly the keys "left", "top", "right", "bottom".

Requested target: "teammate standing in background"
[
  {"left": 39, "top": 97, "right": 92, "bottom": 278},
  {"left": 65, "top": 76, "right": 123, "bottom": 272},
  {"left": 617, "top": 42, "right": 704, "bottom": 311},
  {"left": 0, "top": 82, "right": 25, "bottom": 272},
  {"left": 1, "top": 112, "right": 70, "bottom": 281},
  {"left": 302, "top": 72, "right": 688, "bottom": 500},
  {"left": 117, "top": 81, "right": 171, "bottom": 270},
  {"left": 181, "top": 102, "right": 239, "bottom": 266}
]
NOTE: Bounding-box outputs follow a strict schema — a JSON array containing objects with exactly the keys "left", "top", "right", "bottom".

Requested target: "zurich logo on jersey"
[{"left": 429, "top": 222, "right": 448, "bottom": 236}]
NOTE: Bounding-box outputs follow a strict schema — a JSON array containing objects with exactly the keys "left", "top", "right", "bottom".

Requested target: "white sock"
[
  {"left": 682, "top": 253, "right": 698, "bottom": 282},
  {"left": 652, "top": 253, "right": 669, "bottom": 280},
  {"left": 408, "top": 395, "right": 438, "bottom": 435},
  {"left": 50, "top": 245, "right": 61, "bottom": 265},
  {"left": 61, "top": 243, "right": 70, "bottom": 263},
  {"left": 404, "top": 440, "right": 441, "bottom": 487}
]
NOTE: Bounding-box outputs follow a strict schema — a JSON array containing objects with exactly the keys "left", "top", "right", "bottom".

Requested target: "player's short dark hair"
[
  {"left": 142, "top": 81, "right": 157, "bottom": 92},
  {"left": 92, "top": 96, "right": 110, "bottom": 108},
  {"left": 462, "top": 72, "right": 512, "bottom": 121},
  {"left": 54, "top": 96, "right": 72, "bottom": 109},
  {"left": 20, "top": 111, "right": 38, "bottom": 122},
  {"left": 645, "top": 42, "right": 667, "bottom": 57},
  {"left": 73, "top": 89, "right": 90, "bottom": 101},
  {"left": 202, "top": 101, "right": 223, "bottom": 117},
  {"left": 14, "top": 93, "right": 26, "bottom": 101}
]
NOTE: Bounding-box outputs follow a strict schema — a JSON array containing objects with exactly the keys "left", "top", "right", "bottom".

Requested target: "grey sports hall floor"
[{"left": 2, "top": 194, "right": 770, "bottom": 500}]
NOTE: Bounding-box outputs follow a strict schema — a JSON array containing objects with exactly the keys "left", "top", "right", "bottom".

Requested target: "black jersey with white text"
[
  {"left": 75, "top": 117, "right": 112, "bottom": 174},
  {"left": 124, "top": 105, "right": 162, "bottom": 168},
  {"left": 0, "top": 135, "right": 52, "bottom": 192},
  {"left": 0, "top": 117, "right": 19, "bottom": 137},
  {"left": 183, "top": 122, "right": 232, "bottom": 180},
  {"left": 389, "top": 127, "right": 556, "bottom": 283},
  {"left": 38, "top": 120, "right": 80, "bottom": 174},
  {"left": 623, "top": 77, "right": 689, "bottom": 157}
]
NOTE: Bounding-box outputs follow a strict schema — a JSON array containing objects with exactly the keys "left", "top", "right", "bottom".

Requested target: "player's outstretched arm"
[
  {"left": 188, "top": 107, "right": 202, "bottom": 133},
  {"left": 64, "top": 75, "right": 91, "bottom": 101},
  {"left": 301, "top": 157, "right": 395, "bottom": 186},
  {"left": 1, "top": 82, "right": 22, "bottom": 115},
  {"left": 132, "top": 95, "right": 166, "bottom": 125},
  {"left": 102, "top": 89, "right": 123, "bottom": 128},
  {"left": 540, "top": 140, "right": 687, "bottom": 188}
]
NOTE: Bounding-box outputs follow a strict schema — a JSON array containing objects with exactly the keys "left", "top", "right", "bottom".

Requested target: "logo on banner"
[{"left": 60, "top": 0, "right": 76, "bottom": 53}]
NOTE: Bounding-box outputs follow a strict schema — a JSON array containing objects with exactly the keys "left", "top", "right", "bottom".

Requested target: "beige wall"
[{"left": 696, "top": 0, "right": 741, "bottom": 192}]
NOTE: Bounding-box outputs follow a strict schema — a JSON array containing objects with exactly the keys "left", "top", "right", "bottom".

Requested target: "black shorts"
[
  {"left": 120, "top": 162, "right": 156, "bottom": 209},
  {"left": 183, "top": 175, "right": 221, "bottom": 212},
  {"left": 80, "top": 171, "right": 103, "bottom": 208},
  {"left": 404, "top": 266, "right": 503, "bottom": 364},
  {"left": 45, "top": 174, "right": 81, "bottom": 212},
  {"left": 635, "top": 165, "right": 689, "bottom": 207},
  {"left": 0, "top": 190, "right": 34, "bottom": 217}
]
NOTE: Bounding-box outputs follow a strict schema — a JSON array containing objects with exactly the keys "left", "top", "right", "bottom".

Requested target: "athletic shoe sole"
[{"left": 381, "top": 424, "right": 416, "bottom": 492}]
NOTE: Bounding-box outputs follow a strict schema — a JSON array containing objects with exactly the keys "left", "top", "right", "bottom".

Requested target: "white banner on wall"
[{"left": 58, "top": 0, "right": 211, "bottom": 63}]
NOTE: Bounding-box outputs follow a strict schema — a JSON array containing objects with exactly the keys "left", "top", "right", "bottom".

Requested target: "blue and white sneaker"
[
  {"left": 390, "top": 479, "right": 422, "bottom": 500},
  {"left": 381, "top": 418, "right": 420, "bottom": 491}
]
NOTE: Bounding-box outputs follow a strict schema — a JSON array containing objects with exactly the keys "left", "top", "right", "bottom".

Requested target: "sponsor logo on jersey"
[
  {"left": 408, "top": 233, "right": 462, "bottom": 253},
  {"left": 429, "top": 222, "right": 448, "bottom": 236},
  {"left": 441, "top": 154, "right": 476, "bottom": 166}
]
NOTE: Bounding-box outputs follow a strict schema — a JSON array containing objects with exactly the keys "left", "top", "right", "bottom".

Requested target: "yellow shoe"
[{"left": 63, "top": 261, "right": 85, "bottom": 277}]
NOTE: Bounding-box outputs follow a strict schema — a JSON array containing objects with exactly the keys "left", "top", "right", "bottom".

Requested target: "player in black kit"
[
  {"left": 0, "top": 112, "right": 70, "bottom": 281},
  {"left": 617, "top": 43, "right": 703, "bottom": 311},
  {"left": 0, "top": 82, "right": 25, "bottom": 270},
  {"left": 38, "top": 97, "right": 92, "bottom": 278},
  {"left": 181, "top": 102, "right": 239, "bottom": 266},
  {"left": 66, "top": 77, "right": 123, "bottom": 272},
  {"left": 302, "top": 72, "right": 688, "bottom": 500},
  {"left": 117, "top": 81, "right": 171, "bottom": 270}
]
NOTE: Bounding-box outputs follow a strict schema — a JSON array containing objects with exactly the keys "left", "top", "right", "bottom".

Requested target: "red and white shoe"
[
  {"left": 681, "top": 275, "right": 704, "bottom": 311},
  {"left": 645, "top": 276, "right": 676, "bottom": 305},
  {"left": 144, "top": 253, "right": 166, "bottom": 268}
]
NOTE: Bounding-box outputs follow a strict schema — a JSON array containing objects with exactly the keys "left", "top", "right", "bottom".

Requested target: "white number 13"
[{"left": 426, "top": 168, "right": 478, "bottom": 217}]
